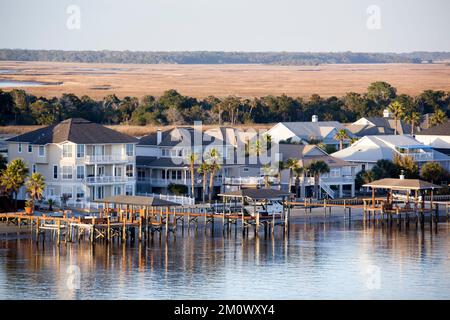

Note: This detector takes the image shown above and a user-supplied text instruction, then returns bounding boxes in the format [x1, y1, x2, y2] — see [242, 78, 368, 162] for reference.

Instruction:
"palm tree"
[261, 164, 273, 188]
[334, 129, 349, 150]
[276, 161, 286, 190]
[306, 160, 330, 199]
[429, 108, 447, 128]
[187, 153, 197, 199]
[26, 172, 46, 208]
[285, 158, 299, 193]
[404, 111, 421, 135]
[197, 162, 209, 203]
[293, 166, 304, 198]
[206, 148, 221, 203]
[388, 101, 405, 135]
[0, 159, 29, 210]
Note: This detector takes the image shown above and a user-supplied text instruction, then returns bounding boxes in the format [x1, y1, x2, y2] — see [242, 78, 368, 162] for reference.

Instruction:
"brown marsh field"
[0, 61, 449, 99]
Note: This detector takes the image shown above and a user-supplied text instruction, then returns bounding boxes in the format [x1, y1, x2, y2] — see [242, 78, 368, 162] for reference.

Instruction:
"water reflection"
[0, 221, 449, 299]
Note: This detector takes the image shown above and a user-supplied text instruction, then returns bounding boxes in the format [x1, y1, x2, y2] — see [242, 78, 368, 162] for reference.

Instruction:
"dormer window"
[28, 144, 33, 153]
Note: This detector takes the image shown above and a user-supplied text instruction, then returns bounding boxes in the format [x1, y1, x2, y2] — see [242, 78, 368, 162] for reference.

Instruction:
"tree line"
[3, 50, 450, 65]
[1, 82, 449, 127]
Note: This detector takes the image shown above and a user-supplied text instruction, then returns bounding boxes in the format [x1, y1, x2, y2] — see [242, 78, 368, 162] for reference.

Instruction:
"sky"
[0, 0, 449, 52]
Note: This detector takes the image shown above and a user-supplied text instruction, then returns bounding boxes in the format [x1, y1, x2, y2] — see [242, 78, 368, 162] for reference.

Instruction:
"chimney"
[399, 170, 405, 180]
[383, 108, 390, 118]
[312, 115, 318, 123]
[157, 129, 162, 145]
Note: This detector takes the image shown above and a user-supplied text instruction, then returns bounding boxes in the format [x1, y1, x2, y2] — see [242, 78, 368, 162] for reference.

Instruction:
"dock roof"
[363, 178, 441, 191]
[96, 195, 180, 207]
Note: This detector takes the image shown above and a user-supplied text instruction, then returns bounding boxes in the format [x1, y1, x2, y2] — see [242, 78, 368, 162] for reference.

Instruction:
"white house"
[6, 118, 138, 209]
[267, 119, 352, 149]
[331, 135, 450, 173]
[415, 121, 450, 155]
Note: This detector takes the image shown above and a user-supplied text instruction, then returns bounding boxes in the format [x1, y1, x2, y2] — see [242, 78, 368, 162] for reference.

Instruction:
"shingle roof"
[138, 126, 236, 147]
[416, 121, 450, 136]
[352, 117, 411, 135]
[280, 121, 348, 140]
[7, 118, 138, 145]
[95, 195, 180, 206]
[279, 144, 353, 167]
[363, 178, 440, 190]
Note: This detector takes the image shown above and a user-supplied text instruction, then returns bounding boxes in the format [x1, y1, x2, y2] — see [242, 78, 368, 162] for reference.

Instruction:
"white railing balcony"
[400, 152, 433, 161]
[83, 176, 134, 184]
[291, 175, 354, 186]
[224, 177, 280, 185]
[85, 154, 134, 164]
[141, 177, 222, 187]
[136, 193, 195, 206]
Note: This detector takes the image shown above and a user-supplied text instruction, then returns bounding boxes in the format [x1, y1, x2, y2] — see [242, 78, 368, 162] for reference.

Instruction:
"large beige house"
[6, 118, 138, 209]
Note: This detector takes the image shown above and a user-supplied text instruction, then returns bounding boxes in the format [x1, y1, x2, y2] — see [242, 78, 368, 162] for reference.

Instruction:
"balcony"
[83, 176, 134, 184]
[84, 154, 134, 164]
[224, 177, 280, 185]
[291, 175, 354, 186]
[400, 152, 433, 162]
[137, 177, 222, 187]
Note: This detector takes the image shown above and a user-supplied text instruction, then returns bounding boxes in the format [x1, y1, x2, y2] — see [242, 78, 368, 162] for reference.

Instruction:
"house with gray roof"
[6, 118, 138, 209]
[267, 119, 353, 150]
[415, 121, 450, 155]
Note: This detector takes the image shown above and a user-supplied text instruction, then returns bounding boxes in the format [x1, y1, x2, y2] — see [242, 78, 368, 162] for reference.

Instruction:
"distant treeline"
[1, 49, 450, 65]
[1, 82, 449, 128]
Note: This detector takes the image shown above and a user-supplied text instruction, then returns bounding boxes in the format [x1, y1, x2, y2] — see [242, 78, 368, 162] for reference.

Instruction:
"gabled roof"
[138, 126, 240, 147]
[416, 121, 450, 136]
[278, 121, 348, 140]
[7, 118, 138, 145]
[332, 135, 450, 163]
[363, 178, 440, 190]
[351, 117, 411, 135]
[278, 144, 354, 167]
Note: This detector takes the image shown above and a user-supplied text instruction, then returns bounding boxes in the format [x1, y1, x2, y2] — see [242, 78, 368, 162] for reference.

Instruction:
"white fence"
[136, 193, 195, 205]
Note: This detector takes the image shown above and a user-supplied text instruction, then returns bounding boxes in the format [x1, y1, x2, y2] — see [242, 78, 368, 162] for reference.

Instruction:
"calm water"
[0, 220, 449, 300]
[0, 80, 61, 87]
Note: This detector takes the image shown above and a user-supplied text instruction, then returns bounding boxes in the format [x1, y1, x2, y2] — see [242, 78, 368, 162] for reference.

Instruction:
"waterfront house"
[6, 118, 138, 209]
[277, 144, 356, 198]
[415, 121, 450, 155]
[331, 135, 450, 172]
[267, 118, 353, 150]
[136, 126, 258, 200]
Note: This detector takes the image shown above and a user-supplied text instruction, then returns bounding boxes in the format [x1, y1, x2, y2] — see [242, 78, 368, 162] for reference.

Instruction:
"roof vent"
[312, 115, 318, 123]
[399, 170, 405, 180]
[383, 109, 390, 118]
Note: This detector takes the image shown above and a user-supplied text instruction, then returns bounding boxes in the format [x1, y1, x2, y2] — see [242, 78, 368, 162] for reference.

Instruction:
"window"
[162, 149, 169, 157]
[126, 164, 134, 177]
[137, 170, 146, 181]
[53, 165, 58, 179]
[32, 164, 36, 173]
[18, 143, 22, 153]
[125, 185, 133, 196]
[76, 166, 85, 179]
[97, 166, 105, 176]
[330, 168, 340, 177]
[63, 144, 73, 158]
[97, 186, 104, 199]
[38, 146, 45, 157]
[76, 186, 84, 199]
[47, 188, 55, 197]
[62, 187, 73, 199]
[114, 186, 122, 195]
[76, 144, 85, 158]
[171, 170, 182, 180]
[62, 166, 73, 180]
[114, 166, 122, 177]
[126, 144, 134, 156]
[243, 167, 249, 172]
[28, 144, 33, 153]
